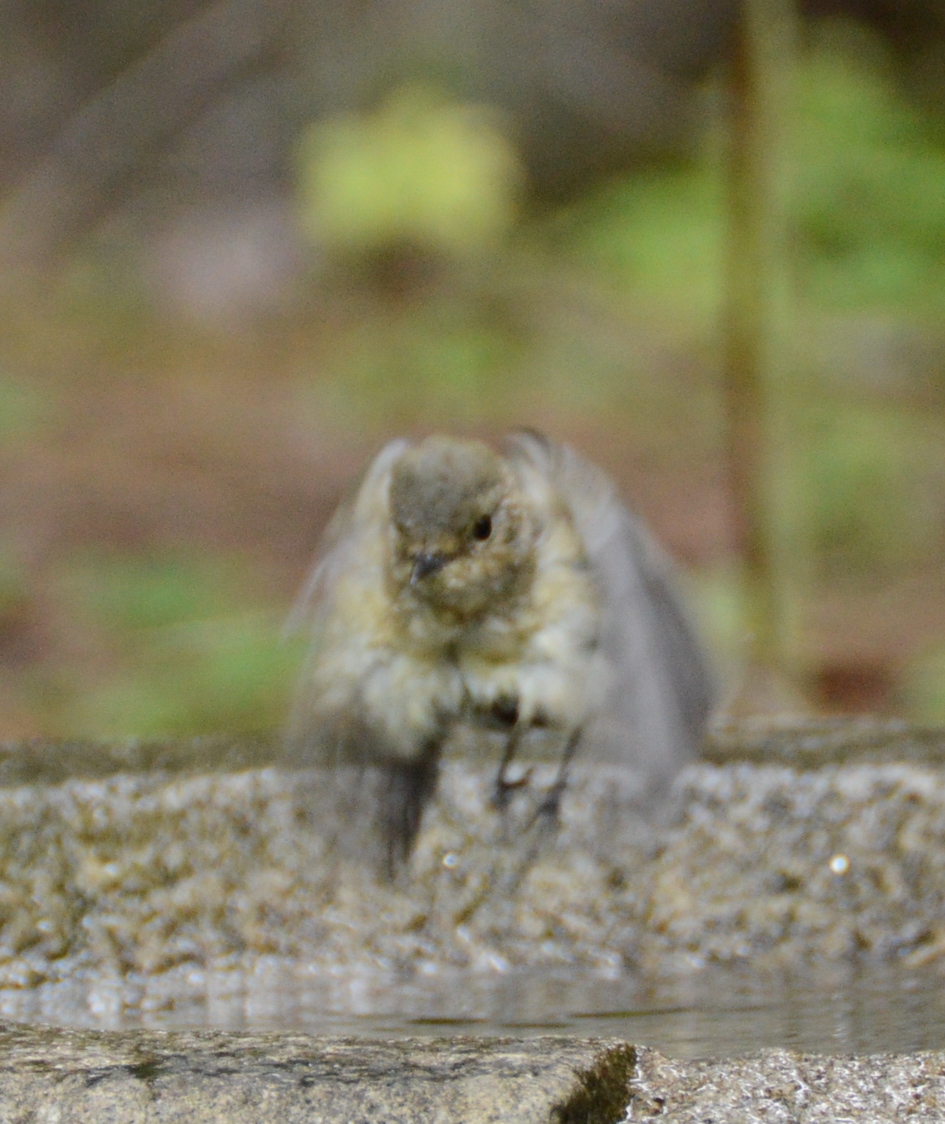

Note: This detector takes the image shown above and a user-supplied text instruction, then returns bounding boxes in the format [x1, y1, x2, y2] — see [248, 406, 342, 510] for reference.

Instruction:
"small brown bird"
[287, 432, 713, 871]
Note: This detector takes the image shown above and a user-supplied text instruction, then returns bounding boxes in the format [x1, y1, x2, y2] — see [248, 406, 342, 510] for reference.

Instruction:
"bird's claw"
[527, 781, 566, 828]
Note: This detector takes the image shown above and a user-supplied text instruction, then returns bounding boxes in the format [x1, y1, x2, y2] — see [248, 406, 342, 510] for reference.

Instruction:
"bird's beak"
[411, 552, 447, 584]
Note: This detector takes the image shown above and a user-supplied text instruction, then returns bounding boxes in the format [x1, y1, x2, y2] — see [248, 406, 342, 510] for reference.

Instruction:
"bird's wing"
[284, 438, 410, 746]
[284, 438, 410, 640]
[503, 430, 715, 781]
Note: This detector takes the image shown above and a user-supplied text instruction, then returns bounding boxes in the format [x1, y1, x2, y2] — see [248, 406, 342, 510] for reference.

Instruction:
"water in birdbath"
[1, 961, 944, 1059]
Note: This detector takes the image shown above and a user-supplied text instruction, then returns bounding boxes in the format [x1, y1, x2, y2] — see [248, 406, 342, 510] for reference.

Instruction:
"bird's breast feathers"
[325, 515, 602, 743]
[303, 445, 611, 758]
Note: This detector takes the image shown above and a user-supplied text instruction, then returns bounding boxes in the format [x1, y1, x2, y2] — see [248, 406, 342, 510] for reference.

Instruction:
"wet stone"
[1, 723, 945, 1117]
[3, 1023, 945, 1121]
[0, 722, 943, 1002]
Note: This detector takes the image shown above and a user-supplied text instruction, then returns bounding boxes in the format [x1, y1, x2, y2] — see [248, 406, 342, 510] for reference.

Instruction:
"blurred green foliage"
[905, 645, 945, 724]
[551, 165, 726, 326]
[0, 550, 28, 616]
[9, 21, 945, 734]
[796, 40, 945, 313]
[50, 555, 300, 737]
[307, 300, 528, 429]
[297, 85, 522, 256]
[0, 374, 47, 442]
[805, 404, 942, 576]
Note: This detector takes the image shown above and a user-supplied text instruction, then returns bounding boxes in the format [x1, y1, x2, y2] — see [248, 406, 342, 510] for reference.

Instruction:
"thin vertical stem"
[722, 0, 797, 679]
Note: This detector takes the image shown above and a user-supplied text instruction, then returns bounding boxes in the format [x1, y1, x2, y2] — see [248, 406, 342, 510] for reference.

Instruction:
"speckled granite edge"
[627, 1043, 945, 1122]
[705, 717, 945, 765]
[0, 1024, 942, 1123]
[0, 1026, 635, 1124]
[6, 718, 945, 788]
[0, 734, 280, 785]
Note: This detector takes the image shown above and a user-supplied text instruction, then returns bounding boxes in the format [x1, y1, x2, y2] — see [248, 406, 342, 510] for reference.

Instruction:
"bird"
[285, 431, 714, 873]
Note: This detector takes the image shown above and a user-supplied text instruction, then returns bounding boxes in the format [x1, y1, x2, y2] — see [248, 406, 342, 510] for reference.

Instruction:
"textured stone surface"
[0, 723, 944, 1004]
[627, 1045, 945, 1122]
[0, 734, 279, 785]
[1, 724, 945, 1116]
[0, 1026, 635, 1124]
[706, 718, 945, 767]
[4, 1023, 945, 1122]
[641, 761, 945, 972]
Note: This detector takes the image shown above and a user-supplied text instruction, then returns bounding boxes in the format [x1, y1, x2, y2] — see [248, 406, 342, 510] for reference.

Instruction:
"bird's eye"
[471, 514, 492, 541]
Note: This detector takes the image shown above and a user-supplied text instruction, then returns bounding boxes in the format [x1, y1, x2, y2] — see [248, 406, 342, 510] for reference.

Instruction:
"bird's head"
[387, 437, 536, 616]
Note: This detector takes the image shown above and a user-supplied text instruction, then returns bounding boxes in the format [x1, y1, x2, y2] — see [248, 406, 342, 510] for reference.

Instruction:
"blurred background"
[0, 0, 944, 738]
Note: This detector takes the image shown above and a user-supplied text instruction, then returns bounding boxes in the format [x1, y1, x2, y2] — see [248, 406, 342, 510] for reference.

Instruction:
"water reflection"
[0, 961, 942, 1058]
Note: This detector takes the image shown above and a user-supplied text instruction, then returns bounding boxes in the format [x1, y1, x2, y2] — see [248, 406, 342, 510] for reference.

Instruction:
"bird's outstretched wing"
[284, 438, 410, 754]
[284, 438, 440, 876]
[504, 430, 715, 783]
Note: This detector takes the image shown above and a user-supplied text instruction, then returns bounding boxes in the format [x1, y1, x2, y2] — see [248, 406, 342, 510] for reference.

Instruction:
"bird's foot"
[527, 779, 567, 828]
[492, 767, 533, 810]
